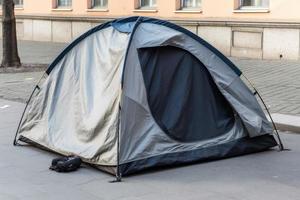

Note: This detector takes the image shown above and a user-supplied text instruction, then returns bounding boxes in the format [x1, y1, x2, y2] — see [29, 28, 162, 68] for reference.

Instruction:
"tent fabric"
[141, 17, 242, 76]
[15, 16, 278, 176]
[119, 22, 274, 166]
[119, 134, 276, 175]
[19, 27, 130, 166]
[127, 22, 273, 137]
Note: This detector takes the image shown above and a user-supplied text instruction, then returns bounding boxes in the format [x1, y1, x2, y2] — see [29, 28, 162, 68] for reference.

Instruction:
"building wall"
[1, 0, 300, 60]
[7, 0, 300, 21]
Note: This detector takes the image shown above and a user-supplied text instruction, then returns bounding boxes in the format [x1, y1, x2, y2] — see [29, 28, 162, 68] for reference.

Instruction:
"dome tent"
[14, 16, 280, 177]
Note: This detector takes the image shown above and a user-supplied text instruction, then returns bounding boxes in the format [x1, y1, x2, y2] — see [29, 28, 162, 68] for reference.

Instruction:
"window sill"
[233, 9, 270, 13]
[52, 8, 73, 11]
[174, 10, 202, 13]
[133, 9, 158, 13]
[0, 7, 24, 10]
[86, 8, 109, 12]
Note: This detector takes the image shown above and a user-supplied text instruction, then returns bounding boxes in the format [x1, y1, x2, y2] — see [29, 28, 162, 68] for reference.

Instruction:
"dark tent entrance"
[139, 45, 235, 142]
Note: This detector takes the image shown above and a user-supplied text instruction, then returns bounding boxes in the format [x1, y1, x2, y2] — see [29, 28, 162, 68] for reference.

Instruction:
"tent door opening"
[138, 45, 235, 142]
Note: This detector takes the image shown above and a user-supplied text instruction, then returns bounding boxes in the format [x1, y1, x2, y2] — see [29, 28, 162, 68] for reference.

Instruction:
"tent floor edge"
[119, 134, 277, 176]
[18, 136, 118, 175]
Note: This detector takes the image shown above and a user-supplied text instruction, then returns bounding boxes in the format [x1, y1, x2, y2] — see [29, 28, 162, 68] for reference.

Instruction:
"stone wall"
[1, 15, 300, 60]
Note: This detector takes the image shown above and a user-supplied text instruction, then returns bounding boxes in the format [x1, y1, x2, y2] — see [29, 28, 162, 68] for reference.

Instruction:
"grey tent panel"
[120, 23, 245, 164]
[127, 23, 272, 137]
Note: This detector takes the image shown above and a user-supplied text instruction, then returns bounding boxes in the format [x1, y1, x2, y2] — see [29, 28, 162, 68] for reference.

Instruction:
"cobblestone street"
[1, 40, 300, 116]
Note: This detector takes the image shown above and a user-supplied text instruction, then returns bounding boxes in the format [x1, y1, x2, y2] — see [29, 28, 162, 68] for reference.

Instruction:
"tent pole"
[116, 106, 122, 182]
[110, 106, 122, 183]
[242, 75, 285, 151]
[13, 85, 39, 146]
[13, 72, 46, 146]
[110, 16, 143, 183]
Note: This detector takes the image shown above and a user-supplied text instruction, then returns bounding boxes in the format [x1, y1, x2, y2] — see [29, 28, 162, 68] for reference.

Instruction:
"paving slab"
[1, 99, 300, 200]
[0, 40, 66, 65]
[0, 71, 44, 103]
[231, 58, 300, 116]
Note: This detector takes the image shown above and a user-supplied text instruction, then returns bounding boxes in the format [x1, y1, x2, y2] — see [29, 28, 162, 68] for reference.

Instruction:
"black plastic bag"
[49, 156, 82, 173]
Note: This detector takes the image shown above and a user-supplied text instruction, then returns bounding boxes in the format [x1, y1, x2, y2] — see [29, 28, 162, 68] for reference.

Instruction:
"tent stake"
[110, 174, 122, 183]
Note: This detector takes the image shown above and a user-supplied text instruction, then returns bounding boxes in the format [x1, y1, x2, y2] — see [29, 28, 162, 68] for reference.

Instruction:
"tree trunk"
[1, 0, 21, 68]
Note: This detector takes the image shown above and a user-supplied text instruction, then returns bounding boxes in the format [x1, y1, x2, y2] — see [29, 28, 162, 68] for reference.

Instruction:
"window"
[0, 0, 23, 7]
[92, 0, 107, 8]
[139, 0, 156, 9]
[14, 0, 23, 7]
[57, 0, 72, 8]
[239, 0, 269, 9]
[181, 0, 201, 10]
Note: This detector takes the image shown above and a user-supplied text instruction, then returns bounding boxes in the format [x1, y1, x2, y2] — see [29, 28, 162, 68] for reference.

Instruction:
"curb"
[270, 113, 300, 133]
[0, 63, 47, 73]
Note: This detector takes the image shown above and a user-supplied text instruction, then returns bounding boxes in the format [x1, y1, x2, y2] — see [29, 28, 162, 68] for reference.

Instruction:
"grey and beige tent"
[14, 16, 283, 177]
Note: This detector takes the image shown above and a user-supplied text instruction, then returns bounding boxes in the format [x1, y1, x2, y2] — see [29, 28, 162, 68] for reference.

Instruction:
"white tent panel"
[19, 27, 130, 166]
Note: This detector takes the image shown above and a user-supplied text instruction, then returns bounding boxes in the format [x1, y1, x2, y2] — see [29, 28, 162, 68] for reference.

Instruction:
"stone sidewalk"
[232, 58, 300, 116]
[0, 40, 66, 64]
[0, 40, 300, 116]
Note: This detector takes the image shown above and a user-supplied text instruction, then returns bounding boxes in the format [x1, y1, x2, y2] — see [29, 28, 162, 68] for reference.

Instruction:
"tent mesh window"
[138, 46, 235, 142]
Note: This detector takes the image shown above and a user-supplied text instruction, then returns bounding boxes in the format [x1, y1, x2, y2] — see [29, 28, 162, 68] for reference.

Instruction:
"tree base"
[1, 62, 21, 68]
[0, 63, 47, 73]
